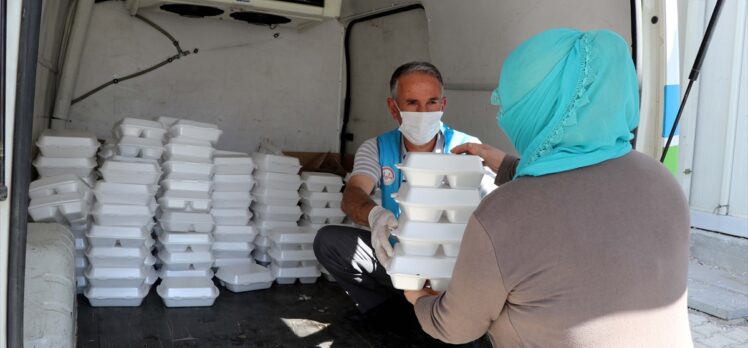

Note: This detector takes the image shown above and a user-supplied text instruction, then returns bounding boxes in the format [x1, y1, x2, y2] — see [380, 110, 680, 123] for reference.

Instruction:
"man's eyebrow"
[405, 98, 419, 103]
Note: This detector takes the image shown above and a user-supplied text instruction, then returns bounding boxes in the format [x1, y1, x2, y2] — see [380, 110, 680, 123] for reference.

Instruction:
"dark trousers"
[313, 224, 400, 313]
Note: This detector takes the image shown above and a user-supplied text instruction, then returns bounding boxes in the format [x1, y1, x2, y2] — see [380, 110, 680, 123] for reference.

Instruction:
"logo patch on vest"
[382, 166, 395, 186]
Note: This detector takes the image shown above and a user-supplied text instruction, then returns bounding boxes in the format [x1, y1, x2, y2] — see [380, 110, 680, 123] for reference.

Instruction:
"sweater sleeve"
[494, 155, 519, 186]
[413, 215, 507, 344]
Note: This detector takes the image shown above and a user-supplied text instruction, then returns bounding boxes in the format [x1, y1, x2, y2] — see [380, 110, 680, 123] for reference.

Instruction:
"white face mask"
[398, 109, 444, 146]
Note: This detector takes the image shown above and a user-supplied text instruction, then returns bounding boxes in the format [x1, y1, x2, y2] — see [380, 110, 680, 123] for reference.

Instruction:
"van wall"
[33, 0, 76, 144]
[67, 1, 343, 153]
[343, 0, 632, 155]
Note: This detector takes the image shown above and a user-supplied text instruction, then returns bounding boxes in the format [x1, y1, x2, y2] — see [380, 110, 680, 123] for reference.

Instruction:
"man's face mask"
[397, 106, 444, 146]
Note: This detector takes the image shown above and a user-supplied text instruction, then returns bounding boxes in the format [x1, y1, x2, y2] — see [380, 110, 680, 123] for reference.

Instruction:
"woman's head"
[493, 29, 639, 178]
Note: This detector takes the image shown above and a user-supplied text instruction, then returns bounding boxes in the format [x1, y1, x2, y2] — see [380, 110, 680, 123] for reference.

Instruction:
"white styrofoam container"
[216, 264, 274, 292]
[214, 154, 254, 175]
[99, 160, 162, 185]
[301, 205, 346, 224]
[213, 224, 258, 243]
[299, 188, 342, 208]
[116, 136, 164, 160]
[85, 246, 151, 267]
[162, 161, 214, 181]
[168, 120, 222, 145]
[268, 227, 317, 245]
[393, 219, 467, 257]
[252, 187, 300, 206]
[157, 248, 215, 271]
[85, 265, 151, 287]
[251, 153, 301, 174]
[163, 143, 214, 163]
[84, 284, 150, 307]
[115, 118, 166, 140]
[211, 208, 252, 226]
[158, 191, 212, 212]
[75, 237, 88, 251]
[28, 192, 92, 224]
[212, 242, 254, 258]
[33, 156, 96, 177]
[86, 225, 151, 248]
[393, 184, 480, 223]
[268, 244, 315, 263]
[254, 235, 272, 249]
[158, 268, 214, 279]
[93, 181, 157, 205]
[396, 153, 484, 189]
[160, 179, 212, 194]
[91, 203, 154, 227]
[213, 258, 255, 268]
[254, 218, 298, 234]
[157, 210, 215, 233]
[213, 174, 254, 192]
[157, 277, 220, 307]
[252, 203, 302, 222]
[29, 174, 90, 199]
[253, 171, 301, 191]
[211, 191, 253, 209]
[270, 263, 320, 285]
[300, 172, 344, 192]
[387, 245, 457, 291]
[157, 231, 213, 252]
[36, 129, 99, 158]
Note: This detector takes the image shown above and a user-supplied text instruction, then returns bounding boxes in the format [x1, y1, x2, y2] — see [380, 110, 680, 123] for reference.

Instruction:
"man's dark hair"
[389, 61, 444, 98]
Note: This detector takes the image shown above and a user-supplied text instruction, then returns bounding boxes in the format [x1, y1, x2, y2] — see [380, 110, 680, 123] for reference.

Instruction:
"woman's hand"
[404, 288, 441, 305]
[451, 143, 506, 174]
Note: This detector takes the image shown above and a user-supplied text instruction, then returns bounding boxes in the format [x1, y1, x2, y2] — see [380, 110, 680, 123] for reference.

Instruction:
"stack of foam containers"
[266, 226, 319, 284]
[250, 153, 306, 280]
[211, 150, 257, 269]
[29, 129, 99, 293]
[297, 172, 345, 281]
[154, 118, 221, 307]
[386, 153, 484, 292]
[84, 118, 165, 306]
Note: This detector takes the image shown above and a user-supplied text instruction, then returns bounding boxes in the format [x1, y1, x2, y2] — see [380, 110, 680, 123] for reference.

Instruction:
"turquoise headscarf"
[492, 29, 639, 178]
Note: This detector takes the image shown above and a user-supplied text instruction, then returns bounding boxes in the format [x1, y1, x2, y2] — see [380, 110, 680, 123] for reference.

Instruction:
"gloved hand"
[368, 205, 398, 269]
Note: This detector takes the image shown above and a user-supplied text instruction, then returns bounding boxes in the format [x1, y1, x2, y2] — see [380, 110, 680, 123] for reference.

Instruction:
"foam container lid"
[214, 174, 254, 184]
[99, 160, 162, 185]
[158, 231, 213, 246]
[33, 156, 96, 177]
[251, 153, 301, 174]
[212, 191, 252, 201]
[85, 283, 150, 299]
[254, 218, 298, 233]
[157, 276, 219, 298]
[36, 129, 99, 158]
[155, 116, 179, 129]
[164, 143, 214, 163]
[158, 268, 214, 279]
[157, 210, 215, 233]
[94, 181, 157, 205]
[298, 187, 342, 202]
[162, 161, 214, 180]
[85, 265, 151, 280]
[213, 241, 253, 251]
[301, 172, 343, 185]
[396, 153, 484, 189]
[92, 202, 154, 217]
[268, 227, 317, 245]
[387, 244, 456, 279]
[214, 154, 255, 174]
[168, 119, 222, 145]
[115, 118, 166, 139]
[393, 218, 467, 243]
[157, 248, 214, 265]
[216, 263, 274, 285]
[270, 263, 320, 278]
[393, 184, 480, 207]
[160, 179, 212, 193]
[252, 203, 302, 222]
[211, 208, 252, 224]
[86, 225, 151, 246]
[29, 174, 90, 199]
[268, 246, 315, 262]
[158, 190, 212, 212]
[86, 245, 151, 266]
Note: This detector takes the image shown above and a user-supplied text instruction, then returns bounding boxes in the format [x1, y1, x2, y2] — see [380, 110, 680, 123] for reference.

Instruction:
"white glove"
[368, 205, 397, 269]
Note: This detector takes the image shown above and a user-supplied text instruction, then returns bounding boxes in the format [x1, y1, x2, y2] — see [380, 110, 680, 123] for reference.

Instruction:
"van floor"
[76, 279, 479, 347]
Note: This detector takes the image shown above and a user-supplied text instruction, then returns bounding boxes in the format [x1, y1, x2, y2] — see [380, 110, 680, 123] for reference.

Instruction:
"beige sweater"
[414, 152, 693, 347]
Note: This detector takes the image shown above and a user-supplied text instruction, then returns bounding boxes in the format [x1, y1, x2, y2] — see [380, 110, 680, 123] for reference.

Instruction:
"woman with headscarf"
[403, 29, 692, 347]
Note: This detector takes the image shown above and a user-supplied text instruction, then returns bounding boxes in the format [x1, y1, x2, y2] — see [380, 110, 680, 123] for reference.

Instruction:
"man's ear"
[441, 96, 447, 112]
[387, 97, 402, 125]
